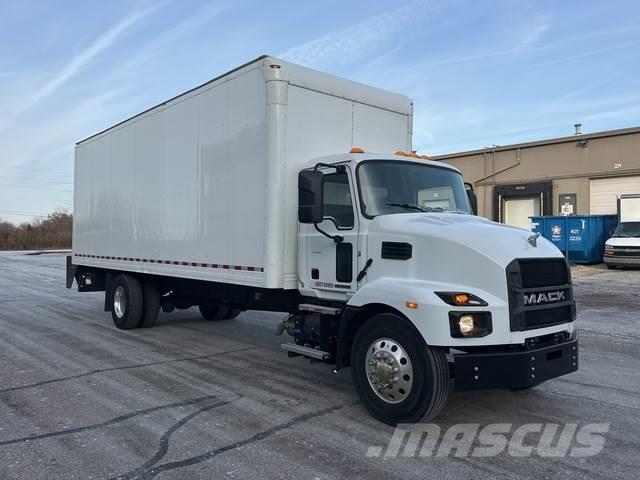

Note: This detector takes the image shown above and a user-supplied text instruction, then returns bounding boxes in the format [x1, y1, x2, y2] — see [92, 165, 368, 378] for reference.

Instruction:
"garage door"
[590, 176, 640, 214]
[503, 196, 540, 230]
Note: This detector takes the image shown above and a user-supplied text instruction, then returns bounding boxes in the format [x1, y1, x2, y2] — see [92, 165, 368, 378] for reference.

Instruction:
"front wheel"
[351, 314, 450, 425]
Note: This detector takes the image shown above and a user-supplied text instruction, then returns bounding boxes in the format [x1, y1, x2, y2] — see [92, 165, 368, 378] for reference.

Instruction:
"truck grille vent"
[607, 246, 640, 257]
[506, 258, 575, 331]
[381, 242, 412, 260]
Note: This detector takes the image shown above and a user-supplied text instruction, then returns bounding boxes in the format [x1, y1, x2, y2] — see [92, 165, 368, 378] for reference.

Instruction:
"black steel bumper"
[453, 336, 578, 390]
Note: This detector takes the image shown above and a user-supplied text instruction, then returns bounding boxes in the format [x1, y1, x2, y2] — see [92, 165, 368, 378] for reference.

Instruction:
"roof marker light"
[350, 147, 365, 153]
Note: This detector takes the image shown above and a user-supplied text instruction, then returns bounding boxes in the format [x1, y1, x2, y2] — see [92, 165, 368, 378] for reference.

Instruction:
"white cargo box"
[72, 55, 412, 289]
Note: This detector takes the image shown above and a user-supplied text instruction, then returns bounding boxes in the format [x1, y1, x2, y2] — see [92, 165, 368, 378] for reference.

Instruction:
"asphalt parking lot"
[0, 252, 638, 479]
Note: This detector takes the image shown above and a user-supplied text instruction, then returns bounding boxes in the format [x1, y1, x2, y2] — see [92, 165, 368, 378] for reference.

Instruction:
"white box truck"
[67, 56, 578, 424]
[604, 193, 640, 268]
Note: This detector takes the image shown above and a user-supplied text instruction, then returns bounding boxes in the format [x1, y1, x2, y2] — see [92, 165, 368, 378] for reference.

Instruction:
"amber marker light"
[454, 294, 470, 305]
[350, 147, 365, 153]
[406, 301, 418, 309]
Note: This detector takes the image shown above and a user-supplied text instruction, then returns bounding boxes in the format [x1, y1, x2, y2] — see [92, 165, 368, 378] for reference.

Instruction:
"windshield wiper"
[385, 203, 427, 212]
[443, 209, 467, 214]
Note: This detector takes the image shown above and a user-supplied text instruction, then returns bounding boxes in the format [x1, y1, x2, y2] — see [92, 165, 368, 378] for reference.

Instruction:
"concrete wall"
[434, 129, 640, 219]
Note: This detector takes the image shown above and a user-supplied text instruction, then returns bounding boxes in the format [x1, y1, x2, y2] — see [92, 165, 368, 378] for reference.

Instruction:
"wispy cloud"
[279, 2, 423, 69]
[530, 41, 640, 69]
[10, 6, 156, 117]
[520, 14, 551, 45]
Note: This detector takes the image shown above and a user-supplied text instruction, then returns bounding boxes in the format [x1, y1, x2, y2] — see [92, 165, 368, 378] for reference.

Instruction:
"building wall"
[434, 129, 640, 219]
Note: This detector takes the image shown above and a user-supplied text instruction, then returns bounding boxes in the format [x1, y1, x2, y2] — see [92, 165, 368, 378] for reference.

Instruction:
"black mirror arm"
[314, 223, 343, 243]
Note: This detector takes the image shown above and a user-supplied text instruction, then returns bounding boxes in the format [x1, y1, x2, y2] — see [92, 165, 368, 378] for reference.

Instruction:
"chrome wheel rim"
[114, 286, 126, 319]
[365, 337, 414, 404]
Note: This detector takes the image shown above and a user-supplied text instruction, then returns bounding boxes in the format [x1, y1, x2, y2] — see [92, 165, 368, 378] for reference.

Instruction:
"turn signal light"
[435, 292, 488, 306]
[454, 294, 470, 305]
[405, 301, 418, 309]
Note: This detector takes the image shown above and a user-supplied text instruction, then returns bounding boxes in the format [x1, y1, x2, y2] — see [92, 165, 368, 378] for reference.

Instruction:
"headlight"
[449, 312, 492, 338]
[436, 292, 488, 306]
[458, 315, 475, 335]
[604, 245, 614, 255]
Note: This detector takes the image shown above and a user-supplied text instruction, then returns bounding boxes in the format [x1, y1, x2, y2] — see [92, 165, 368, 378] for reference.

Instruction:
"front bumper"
[604, 255, 640, 266]
[453, 336, 578, 390]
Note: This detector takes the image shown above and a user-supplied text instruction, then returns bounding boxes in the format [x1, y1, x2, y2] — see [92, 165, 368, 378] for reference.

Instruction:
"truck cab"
[288, 151, 578, 424]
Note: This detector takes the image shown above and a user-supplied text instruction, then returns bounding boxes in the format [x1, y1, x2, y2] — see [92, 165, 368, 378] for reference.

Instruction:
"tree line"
[0, 211, 72, 250]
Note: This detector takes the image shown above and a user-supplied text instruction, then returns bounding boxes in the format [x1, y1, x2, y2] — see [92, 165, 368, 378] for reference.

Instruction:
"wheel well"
[337, 303, 411, 369]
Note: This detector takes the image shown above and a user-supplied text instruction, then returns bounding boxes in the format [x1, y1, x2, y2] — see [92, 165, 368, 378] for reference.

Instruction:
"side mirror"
[465, 182, 478, 215]
[298, 170, 324, 224]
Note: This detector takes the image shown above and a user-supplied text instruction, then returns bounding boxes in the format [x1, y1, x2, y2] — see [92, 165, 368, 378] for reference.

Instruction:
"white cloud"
[9, 6, 156, 118]
[279, 2, 424, 69]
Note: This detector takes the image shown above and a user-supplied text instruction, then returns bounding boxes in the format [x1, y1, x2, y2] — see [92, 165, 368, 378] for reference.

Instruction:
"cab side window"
[323, 172, 354, 229]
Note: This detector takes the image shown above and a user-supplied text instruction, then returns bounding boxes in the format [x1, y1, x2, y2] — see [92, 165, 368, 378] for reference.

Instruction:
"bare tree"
[0, 211, 72, 250]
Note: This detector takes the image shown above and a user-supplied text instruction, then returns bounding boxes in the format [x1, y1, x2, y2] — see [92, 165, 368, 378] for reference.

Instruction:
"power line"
[0, 176, 73, 186]
[0, 164, 72, 176]
[0, 182, 72, 193]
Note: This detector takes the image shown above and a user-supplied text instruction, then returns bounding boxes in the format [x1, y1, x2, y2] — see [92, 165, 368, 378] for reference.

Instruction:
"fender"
[342, 277, 512, 349]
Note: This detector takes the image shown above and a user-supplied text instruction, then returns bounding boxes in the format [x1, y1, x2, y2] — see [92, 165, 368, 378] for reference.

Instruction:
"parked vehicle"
[67, 56, 578, 425]
[604, 194, 640, 268]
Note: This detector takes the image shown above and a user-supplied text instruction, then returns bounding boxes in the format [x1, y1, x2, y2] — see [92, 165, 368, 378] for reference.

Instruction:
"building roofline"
[432, 125, 640, 160]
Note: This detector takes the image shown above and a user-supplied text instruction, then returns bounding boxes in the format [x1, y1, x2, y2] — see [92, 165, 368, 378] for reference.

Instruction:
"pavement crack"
[0, 394, 240, 448]
[131, 401, 357, 480]
[0, 345, 266, 395]
[108, 395, 242, 480]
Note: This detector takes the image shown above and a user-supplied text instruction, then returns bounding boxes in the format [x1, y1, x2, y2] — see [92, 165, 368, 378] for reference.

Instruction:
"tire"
[224, 308, 242, 319]
[199, 304, 230, 321]
[111, 274, 144, 330]
[351, 313, 450, 425]
[139, 282, 161, 328]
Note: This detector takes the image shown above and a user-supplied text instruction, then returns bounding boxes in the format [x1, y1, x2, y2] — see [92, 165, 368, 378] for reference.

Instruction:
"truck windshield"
[357, 160, 471, 217]
[613, 222, 640, 237]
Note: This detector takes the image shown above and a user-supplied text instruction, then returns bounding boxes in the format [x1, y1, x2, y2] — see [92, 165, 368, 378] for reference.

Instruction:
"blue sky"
[1, 0, 639, 224]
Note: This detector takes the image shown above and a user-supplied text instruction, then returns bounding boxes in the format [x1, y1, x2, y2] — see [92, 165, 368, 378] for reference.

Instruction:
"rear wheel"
[225, 308, 242, 319]
[111, 274, 144, 330]
[140, 282, 161, 328]
[351, 313, 449, 425]
[199, 304, 230, 321]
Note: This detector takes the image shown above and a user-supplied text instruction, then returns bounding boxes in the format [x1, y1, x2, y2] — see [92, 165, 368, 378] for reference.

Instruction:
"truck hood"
[365, 213, 565, 299]
[369, 213, 562, 268]
[606, 236, 640, 247]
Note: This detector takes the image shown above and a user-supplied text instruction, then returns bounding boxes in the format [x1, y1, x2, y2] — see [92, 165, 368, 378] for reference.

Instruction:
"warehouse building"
[433, 125, 640, 229]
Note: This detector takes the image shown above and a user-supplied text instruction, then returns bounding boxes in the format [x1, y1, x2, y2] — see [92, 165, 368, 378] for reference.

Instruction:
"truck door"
[305, 168, 359, 295]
